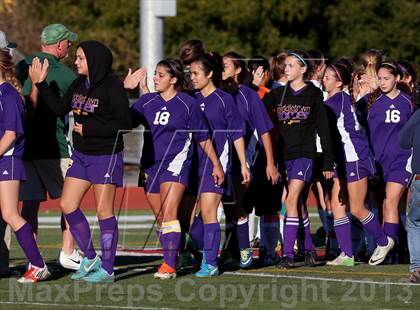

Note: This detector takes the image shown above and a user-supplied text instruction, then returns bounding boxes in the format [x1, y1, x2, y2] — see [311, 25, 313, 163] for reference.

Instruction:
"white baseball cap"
[0, 31, 17, 49]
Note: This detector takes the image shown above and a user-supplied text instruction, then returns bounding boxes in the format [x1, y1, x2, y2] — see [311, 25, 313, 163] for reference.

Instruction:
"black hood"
[77, 40, 113, 88]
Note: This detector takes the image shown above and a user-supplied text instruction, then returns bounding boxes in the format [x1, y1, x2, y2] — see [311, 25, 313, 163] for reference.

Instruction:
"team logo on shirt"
[200, 103, 205, 111]
[276, 105, 311, 124]
[71, 93, 99, 115]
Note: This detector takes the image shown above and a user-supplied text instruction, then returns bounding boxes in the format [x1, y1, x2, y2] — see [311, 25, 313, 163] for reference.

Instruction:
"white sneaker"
[326, 252, 355, 266]
[369, 237, 395, 266]
[58, 249, 83, 270]
[17, 264, 50, 283]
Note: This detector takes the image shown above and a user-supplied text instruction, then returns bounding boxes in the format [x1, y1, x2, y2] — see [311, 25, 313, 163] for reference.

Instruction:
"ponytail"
[0, 49, 23, 98]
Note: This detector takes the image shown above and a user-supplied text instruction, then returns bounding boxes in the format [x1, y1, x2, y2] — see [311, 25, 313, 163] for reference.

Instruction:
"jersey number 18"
[153, 111, 170, 125]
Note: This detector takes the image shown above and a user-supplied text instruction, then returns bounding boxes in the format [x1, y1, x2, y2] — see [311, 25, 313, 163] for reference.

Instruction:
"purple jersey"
[234, 85, 273, 146]
[367, 92, 412, 168]
[324, 91, 370, 162]
[195, 88, 245, 175]
[131, 92, 209, 170]
[0, 82, 24, 158]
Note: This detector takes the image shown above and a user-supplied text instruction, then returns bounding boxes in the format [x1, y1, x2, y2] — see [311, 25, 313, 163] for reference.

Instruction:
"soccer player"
[358, 60, 413, 265]
[264, 50, 334, 269]
[29, 40, 132, 283]
[397, 60, 417, 101]
[0, 48, 50, 283]
[355, 49, 383, 101]
[221, 51, 280, 266]
[322, 62, 390, 266]
[128, 58, 224, 279]
[189, 52, 251, 276]
[270, 52, 288, 89]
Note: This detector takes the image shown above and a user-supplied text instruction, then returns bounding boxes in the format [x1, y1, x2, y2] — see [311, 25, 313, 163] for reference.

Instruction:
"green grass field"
[0, 210, 419, 310]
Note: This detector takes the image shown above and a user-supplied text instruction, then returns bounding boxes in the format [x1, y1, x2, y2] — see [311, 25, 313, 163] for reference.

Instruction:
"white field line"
[225, 271, 419, 287]
[114, 250, 163, 258]
[108, 253, 417, 288]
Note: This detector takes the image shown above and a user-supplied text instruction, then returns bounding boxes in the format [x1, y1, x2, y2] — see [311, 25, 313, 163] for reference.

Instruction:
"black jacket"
[36, 41, 132, 155]
[263, 82, 334, 171]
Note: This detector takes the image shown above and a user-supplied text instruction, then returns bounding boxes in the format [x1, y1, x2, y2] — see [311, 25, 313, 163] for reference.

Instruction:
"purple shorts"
[378, 157, 412, 187]
[334, 157, 376, 183]
[285, 158, 313, 183]
[66, 150, 123, 187]
[0, 156, 26, 181]
[144, 160, 190, 194]
[198, 173, 232, 196]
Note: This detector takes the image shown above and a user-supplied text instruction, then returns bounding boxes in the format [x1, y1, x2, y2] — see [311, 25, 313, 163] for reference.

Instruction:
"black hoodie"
[263, 82, 334, 171]
[36, 41, 132, 155]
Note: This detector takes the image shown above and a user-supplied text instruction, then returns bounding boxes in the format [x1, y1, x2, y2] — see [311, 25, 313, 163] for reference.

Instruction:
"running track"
[28, 187, 318, 211]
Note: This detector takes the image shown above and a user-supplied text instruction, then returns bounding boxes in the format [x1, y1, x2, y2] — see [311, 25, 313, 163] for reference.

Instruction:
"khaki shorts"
[19, 158, 72, 201]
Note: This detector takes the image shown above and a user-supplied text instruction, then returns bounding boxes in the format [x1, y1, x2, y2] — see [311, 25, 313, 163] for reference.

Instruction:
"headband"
[163, 60, 178, 75]
[331, 65, 342, 82]
[380, 62, 398, 70]
[289, 52, 307, 67]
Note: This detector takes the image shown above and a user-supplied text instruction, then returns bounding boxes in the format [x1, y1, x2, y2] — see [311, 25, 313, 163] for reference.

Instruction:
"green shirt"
[16, 52, 76, 159]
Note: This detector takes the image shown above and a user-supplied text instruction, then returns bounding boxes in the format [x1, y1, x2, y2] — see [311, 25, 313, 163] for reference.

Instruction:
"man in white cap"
[0, 30, 17, 50]
[15, 24, 82, 271]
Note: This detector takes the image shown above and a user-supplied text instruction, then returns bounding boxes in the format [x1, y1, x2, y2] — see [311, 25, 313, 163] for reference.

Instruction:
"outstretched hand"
[124, 67, 147, 90]
[29, 57, 49, 84]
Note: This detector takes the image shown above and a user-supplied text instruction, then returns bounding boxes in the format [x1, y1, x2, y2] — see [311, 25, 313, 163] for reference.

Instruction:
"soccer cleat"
[58, 249, 83, 270]
[304, 251, 316, 267]
[82, 267, 115, 283]
[240, 248, 253, 268]
[326, 252, 355, 267]
[276, 256, 295, 269]
[369, 237, 395, 266]
[71, 255, 102, 281]
[17, 264, 50, 283]
[154, 262, 176, 280]
[195, 262, 219, 277]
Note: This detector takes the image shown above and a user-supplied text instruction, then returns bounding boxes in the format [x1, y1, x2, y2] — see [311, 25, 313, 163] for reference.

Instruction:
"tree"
[1, 0, 418, 73]
[1, 0, 139, 73]
[326, 0, 420, 65]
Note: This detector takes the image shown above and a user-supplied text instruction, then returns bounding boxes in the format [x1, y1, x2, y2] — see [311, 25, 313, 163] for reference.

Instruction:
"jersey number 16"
[385, 109, 400, 123]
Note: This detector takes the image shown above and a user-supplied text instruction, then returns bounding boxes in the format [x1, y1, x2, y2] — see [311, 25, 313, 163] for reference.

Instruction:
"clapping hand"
[124, 67, 147, 90]
[29, 57, 49, 84]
